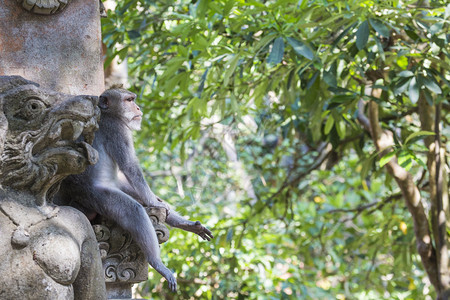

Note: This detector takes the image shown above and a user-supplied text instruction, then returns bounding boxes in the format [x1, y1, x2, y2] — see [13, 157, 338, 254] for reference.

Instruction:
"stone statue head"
[0, 76, 99, 204]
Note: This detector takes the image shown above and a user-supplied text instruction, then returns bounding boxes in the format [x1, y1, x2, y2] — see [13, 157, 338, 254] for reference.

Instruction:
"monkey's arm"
[165, 211, 214, 241]
[111, 141, 168, 210]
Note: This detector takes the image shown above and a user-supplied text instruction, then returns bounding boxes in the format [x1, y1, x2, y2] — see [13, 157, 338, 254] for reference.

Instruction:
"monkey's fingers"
[198, 229, 214, 241]
[149, 199, 171, 215]
[200, 234, 212, 241]
[203, 227, 214, 240]
[168, 278, 177, 292]
[192, 222, 214, 240]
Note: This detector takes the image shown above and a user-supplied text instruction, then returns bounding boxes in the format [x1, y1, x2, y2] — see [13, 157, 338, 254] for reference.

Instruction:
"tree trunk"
[358, 86, 450, 298]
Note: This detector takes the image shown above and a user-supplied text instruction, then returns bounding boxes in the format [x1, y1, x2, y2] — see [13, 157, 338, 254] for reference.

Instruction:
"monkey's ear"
[99, 95, 109, 109]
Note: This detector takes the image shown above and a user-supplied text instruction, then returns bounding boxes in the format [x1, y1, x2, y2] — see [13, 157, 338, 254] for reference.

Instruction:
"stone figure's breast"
[31, 225, 82, 285]
[0, 217, 78, 299]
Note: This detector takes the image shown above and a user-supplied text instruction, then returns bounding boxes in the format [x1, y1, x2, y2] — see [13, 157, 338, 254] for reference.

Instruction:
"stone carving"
[0, 76, 106, 300]
[17, 0, 73, 14]
[93, 207, 170, 298]
[16, 0, 106, 16]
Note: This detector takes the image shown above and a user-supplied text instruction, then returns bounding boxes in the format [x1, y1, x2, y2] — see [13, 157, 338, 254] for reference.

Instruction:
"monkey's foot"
[153, 265, 177, 292]
[146, 197, 171, 214]
[145, 198, 170, 214]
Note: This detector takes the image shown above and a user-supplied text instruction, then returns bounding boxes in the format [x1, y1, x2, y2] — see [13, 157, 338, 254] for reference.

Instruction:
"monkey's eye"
[16, 98, 46, 120]
[125, 97, 134, 102]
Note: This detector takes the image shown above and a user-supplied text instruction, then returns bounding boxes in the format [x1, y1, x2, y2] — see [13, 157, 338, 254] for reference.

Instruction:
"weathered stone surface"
[0, 76, 106, 300]
[0, 0, 104, 95]
[93, 207, 170, 299]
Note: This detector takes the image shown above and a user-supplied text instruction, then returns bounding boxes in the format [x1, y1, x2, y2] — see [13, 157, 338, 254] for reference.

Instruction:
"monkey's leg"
[91, 186, 177, 291]
[118, 180, 142, 202]
[118, 177, 170, 212]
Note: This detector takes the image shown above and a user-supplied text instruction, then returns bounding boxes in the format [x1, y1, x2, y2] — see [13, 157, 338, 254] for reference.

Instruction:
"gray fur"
[55, 89, 213, 292]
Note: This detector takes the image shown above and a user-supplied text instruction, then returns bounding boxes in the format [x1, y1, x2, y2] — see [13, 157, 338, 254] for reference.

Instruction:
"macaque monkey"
[55, 88, 213, 292]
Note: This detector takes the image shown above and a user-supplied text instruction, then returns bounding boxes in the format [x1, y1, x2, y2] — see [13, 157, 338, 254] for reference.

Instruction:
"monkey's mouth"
[33, 118, 99, 165]
[132, 115, 142, 120]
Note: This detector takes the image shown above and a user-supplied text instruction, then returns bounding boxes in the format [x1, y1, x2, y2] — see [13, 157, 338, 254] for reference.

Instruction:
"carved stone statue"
[93, 207, 170, 299]
[0, 76, 106, 300]
[17, 0, 73, 14]
[16, 0, 106, 16]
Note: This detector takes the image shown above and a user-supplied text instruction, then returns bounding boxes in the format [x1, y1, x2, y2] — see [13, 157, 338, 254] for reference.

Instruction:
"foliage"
[102, 0, 450, 299]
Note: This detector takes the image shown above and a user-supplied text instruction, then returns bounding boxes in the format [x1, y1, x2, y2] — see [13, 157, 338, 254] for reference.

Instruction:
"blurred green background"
[101, 0, 450, 299]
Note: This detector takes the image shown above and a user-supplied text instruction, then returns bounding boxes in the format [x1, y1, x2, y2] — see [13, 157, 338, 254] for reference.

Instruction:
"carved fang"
[72, 121, 84, 141]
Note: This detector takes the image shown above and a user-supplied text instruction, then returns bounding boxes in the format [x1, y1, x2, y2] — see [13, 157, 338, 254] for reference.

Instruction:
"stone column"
[0, 0, 104, 95]
[93, 207, 170, 299]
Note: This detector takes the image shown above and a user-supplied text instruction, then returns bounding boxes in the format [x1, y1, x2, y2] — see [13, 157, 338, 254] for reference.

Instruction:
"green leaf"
[253, 79, 268, 107]
[379, 151, 396, 168]
[195, 0, 208, 17]
[116, 47, 129, 61]
[286, 37, 314, 60]
[360, 154, 375, 179]
[192, 34, 209, 50]
[404, 131, 435, 145]
[127, 29, 141, 39]
[226, 228, 233, 243]
[394, 77, 410, 96]
[255, 33, 276, 53]
[405, 28, 420, 41]
[411, 152, 427, 168]
[196, 68, 209, 96]
[329, 94, 356, 104]
[324, 114, 334, 135]
[423, 89, 434, 106]
[331, 22, 358, 49]
[223, 53, 240, 86]
[336, 119, 346, 139]
[223, 0, 234, 16]
[374, 36, 385, 61]
[408, 77, 419, 104]
[118, 0, 136, 16]
[422, 75, 442, 94]
[398, 151, 413, 170]
[369, 19, 390, 37]
[356, 20, 369, 50]
[161, 57, 185, 80]
[398, 71, 414, 77]
[397, 56, 408, 69]
[429, 22, 444, 35]
[267, 37, 285, 65]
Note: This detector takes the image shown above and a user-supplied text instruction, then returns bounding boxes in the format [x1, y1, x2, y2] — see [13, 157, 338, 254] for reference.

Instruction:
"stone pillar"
[93, 207, 170, 300]
[0, 0, 104, 95]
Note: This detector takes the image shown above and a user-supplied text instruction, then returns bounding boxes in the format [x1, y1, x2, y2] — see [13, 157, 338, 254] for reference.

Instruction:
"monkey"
[54, 88, 213, 292]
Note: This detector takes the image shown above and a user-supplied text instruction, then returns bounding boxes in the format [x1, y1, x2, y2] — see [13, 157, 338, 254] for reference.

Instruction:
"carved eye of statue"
[16, 98, 46, 120]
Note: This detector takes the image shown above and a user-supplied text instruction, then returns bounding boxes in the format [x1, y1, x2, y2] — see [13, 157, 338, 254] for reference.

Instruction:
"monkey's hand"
[184, 221, 214, 241]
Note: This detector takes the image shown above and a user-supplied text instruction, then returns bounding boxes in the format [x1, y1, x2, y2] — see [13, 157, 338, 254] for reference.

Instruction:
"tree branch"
[328, 193, 402, 215]
[268, 144, 333, 201]
[434, 101, 450, 292]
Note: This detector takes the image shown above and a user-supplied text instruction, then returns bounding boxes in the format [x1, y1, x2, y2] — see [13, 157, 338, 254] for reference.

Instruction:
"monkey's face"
[99, 89, 143, 131]
[123, 98, 143, 131]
